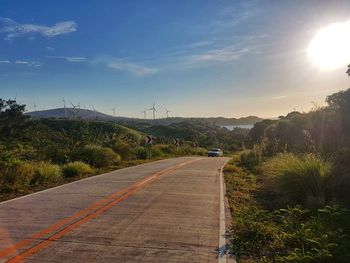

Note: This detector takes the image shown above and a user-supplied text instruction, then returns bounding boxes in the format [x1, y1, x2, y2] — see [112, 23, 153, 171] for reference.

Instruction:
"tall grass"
[0, 160, 35, 192]
[31, 162, 62, 186]
[62, 161, 92, 178]
[263, 153, 335, 208]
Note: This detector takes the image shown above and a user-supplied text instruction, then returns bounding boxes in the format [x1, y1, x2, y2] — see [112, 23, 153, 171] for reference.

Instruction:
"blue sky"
[1, 0, 350, 118]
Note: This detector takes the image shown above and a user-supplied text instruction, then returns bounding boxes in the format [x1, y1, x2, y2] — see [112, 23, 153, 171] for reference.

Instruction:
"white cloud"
[15, 60, 41, 67]
[0, 60, 10, 63]
[48, 56, 87, 63]
[186, 41, 214, 48]
[0, 18, 77, 40]
[15, 60, 29, 65]
[93, 57, 158, 77]
[107, 61, 158, 76]
[186, 46, 252, 63]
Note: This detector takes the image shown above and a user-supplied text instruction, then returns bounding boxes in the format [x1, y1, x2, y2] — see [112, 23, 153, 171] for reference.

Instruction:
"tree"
[0, 99, 30, 144]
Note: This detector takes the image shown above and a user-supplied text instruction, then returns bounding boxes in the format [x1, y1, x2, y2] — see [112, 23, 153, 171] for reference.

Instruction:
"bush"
[238, 149, 261, 172]
[31, 162, 62, 186]
[0, 160, 35, 192]
[45, 144, 71, 164]
[112, 141, 135, 161]
[62, 161, 92, 178]
[263, 153, 335, 208]
[135, 147, 148, 160]
[150, 147, 163, 158]
[79, 145, 121, 168]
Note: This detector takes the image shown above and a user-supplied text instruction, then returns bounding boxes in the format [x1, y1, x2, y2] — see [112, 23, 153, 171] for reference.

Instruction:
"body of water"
[221, 124, 254, 130]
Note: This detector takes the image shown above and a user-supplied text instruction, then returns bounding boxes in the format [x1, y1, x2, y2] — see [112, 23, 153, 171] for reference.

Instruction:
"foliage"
[0, 160, 35, 192]
[78, 145, 121, 168]
[62, 161, 93, 178]
[136, 121, 249, 152]
[30, 162, 62, 186]
[224, 160, 350, 262]
[262, 153, 337, 208]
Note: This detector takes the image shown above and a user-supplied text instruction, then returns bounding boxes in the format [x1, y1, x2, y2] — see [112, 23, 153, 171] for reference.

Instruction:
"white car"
[207, 148, 223, 157]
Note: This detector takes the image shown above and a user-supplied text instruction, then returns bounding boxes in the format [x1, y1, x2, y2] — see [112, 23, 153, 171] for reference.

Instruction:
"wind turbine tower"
[33, 102, 38, 112]
[141, 109, 147, 119]
[62, 98, 67, 118]
[165, 107, 171, 118]
[69, 101, 79, 119]
[149, 101, 157, 120]
[92, 104, 98, 119]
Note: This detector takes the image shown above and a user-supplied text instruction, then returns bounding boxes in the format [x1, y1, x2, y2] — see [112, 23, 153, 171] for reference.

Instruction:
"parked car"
[207, 148, 223, 157]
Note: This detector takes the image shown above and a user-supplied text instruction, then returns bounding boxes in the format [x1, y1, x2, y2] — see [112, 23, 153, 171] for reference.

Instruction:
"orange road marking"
[0, 158, 200, 262]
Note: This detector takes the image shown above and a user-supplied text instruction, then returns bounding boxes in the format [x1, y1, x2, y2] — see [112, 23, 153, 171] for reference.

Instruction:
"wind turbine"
[69, 101, 79, 119]
[92, 104, 98, 119]
[141, 109, 147, 119]
[112, 106, 116, 117]
[165, 107, 171, 118]
[62, 98, 67, 118]
[148, 101, 157, 120]
[33, 102, 38, 112]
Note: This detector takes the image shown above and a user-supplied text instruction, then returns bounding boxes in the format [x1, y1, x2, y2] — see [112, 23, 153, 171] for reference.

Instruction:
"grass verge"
[224, 155, 350, 262]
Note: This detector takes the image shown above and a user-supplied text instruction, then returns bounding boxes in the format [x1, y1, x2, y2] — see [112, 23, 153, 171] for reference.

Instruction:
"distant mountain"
[26, 108, 263, 126]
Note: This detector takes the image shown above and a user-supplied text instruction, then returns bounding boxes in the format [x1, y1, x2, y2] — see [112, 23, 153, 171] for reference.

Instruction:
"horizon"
[1, 1, 350, 118]
[26, 106, 269, 120]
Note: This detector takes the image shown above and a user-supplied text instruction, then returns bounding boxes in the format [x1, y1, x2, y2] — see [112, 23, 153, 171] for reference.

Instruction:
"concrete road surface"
[0, 157, 229, 263]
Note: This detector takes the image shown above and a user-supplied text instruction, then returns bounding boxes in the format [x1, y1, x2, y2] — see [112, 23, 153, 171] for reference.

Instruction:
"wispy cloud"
[0, 60, 10, 63]
[187, 46, 252, 63]
[272, 96, 287, 100]
[48, 56, 87, 63]
[0, 18, 77, 40]
[213, 1, 258, 30]
[14, 60, 41, 67]
[185, 41, 214, 49]
[93, 57, 158, 77]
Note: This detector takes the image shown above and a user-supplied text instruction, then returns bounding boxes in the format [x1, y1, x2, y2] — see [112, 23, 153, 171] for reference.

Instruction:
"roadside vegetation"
[224, 88, 350, 262]
[0, 99, 216, 201]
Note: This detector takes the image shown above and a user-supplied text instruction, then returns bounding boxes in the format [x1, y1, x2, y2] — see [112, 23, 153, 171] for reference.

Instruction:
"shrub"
[263, 153, 335, 208]
[31, 162, 62, 186]
[79, 145, 121, 168]
[62, 161, 92, 178]
[45, 144, 71, 164]
[112, 141, 135, 161]
[135, 147, 148, 160]
[0, 160, 35, 192]
[238, 149, 261, 172]
[150, 147, 163, 158]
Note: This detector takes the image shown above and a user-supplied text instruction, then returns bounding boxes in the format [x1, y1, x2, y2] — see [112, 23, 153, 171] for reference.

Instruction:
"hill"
[26, 108, 263, 126]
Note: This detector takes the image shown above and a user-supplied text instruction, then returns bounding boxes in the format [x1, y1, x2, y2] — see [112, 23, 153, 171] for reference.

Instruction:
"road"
[0, 157, 229, 263]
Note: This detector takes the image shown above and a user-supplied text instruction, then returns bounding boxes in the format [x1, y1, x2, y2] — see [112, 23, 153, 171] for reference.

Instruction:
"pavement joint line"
[29, 239, 217, 253]
[1, 158, 202, 263]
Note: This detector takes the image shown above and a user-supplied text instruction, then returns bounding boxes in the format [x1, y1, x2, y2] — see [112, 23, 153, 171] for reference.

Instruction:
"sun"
[308, 21, 350, 70]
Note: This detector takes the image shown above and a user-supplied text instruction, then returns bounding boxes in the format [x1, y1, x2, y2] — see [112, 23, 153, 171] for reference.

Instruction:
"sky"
[1, 0, 350, 118]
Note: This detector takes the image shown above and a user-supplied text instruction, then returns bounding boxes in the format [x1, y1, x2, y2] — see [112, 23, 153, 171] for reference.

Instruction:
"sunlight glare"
[308, 21, 350, 70]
